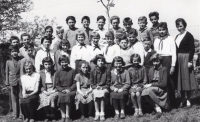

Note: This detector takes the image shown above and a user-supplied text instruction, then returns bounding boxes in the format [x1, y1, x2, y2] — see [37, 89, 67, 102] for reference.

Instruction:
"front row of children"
[19, 52, 168, 122]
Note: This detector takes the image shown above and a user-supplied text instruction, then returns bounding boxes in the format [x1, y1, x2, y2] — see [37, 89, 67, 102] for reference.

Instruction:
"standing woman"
[55, 55, 76, 122]
[110, 56, 131, 120]
[21, 61, 40, 122]
[175, 18, 198, 107]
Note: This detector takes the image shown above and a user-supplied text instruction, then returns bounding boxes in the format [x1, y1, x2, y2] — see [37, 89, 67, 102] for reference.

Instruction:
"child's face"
[82, 19, 90, 29]
[97, 59, 104, 68]
[57, 31, 64, 39]
[11, 40, 19, 46]
[61, 43, 69, 52]
[111, 19, 119, 29]
[22, 36, 30, 45]
[114, 61, 122, 71]
[138, 21, 147, 29]
[143, 41, 151, 51]
[26, 47, 33, 56]
[150, 16, 159, 25]
[80, 63, 89, 74]
[44, 62, 52, 71]
[25, 66, 33, 75]
[153, 60, 161, 68]
[61, 60, 69, 69]
[132, 58, 140, 67]
[127, 35, 137, 44]
[97, 19, 105, 30]
[45, 28, 53, 38]
[123, 22, 132, 30]
[119, 40, 128, 49]
[43, 39, 51, 49]
[11, 49, 18, 58]
[67, 19, 75, 29]
[106, 36, 114, 46]
[92, 36, 100, 46]
[77, 35, 85, 44]
[176, 22, 185, 33]
[158, 27, 168, 37]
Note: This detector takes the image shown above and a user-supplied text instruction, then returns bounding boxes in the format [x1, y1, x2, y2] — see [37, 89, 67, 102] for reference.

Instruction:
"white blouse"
[21, 73, 40, 91]
[175, 31, 187, 48]
[103, 44, 120, 63]
[45, 70, 52, 84]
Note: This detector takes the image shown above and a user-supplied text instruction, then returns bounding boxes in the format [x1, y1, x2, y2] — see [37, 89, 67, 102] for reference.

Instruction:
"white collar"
[144, 48, 152, 53]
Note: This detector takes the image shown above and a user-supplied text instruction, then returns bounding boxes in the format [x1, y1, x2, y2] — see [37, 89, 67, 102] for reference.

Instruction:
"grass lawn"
[1, 93, 200, 122]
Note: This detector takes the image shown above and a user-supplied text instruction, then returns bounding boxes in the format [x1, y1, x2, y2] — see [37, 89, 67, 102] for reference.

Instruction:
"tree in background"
[97, 0, 115, 29]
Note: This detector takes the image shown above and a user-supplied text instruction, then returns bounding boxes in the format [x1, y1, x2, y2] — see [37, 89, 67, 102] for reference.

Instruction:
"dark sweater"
[175, 32, 195, 62]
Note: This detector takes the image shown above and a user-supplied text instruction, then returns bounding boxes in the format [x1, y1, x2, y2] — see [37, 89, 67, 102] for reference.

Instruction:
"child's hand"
[132, 85, 137, 88]
[188, 62, 193, 68]
[144, 84, 152, 88]
[114, 88, 118, 92]
[62, 89, 66, 94]
[118, 89, 123, 92]
[23, 94, 29, 98]
[170, 66, 175, 75]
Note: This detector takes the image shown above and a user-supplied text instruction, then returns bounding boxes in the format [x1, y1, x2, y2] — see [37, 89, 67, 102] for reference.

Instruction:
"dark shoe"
[120, 113, 125, 119]
[100, 115, 105, 121]
[80, 115, 85, 120]
[60, 118, 65, 122]
[19, 115, 23, 120]
[114, 114, 120, 120]
[44, 119, 49, 122]
[65, 117, 71, 122]
[94, 115, 100, 121]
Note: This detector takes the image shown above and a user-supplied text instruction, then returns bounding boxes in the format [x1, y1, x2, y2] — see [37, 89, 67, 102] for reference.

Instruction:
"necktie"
[46, 48, 50, 57]
[117, 73, 122, 84]
[93, 45, 101, 51]
[86, 29, 89, 38]
[105, 45, 111, 55]
[158, 35, 168, 51]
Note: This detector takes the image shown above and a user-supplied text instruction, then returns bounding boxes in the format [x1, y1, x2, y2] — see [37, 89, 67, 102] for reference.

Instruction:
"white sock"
[187, 100, 191, 106]
[155, 107, 162, 113]
[100, 112, 105, 116]
[95, 112, 100, 116]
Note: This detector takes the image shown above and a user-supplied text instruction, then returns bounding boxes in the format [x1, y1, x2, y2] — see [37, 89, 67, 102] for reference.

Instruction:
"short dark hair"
[9, 45, 19, 52]
[111, 56, 125, 67]
[150, 53, 163, 62]
[175, 18, 187, 28]
[130, 53, 141, 63]
[110, 16, 120, 23]
[42, 57, 53, 65]
[41, 36, 53, 44]
[81, 16, 90, 23]
[149, 11, 159, 19]
[21, 33, 31, 40]
[58, 55, 70, 65]
[9, 36, 19, 43]
[123, 17, 133, 24]
[97, 15, 106, 22]
[45, 26, 53, 32]
[59, 39, 70, 50]
[158, 22, 168, 30]
[138, 16, 147, 23]
[66, 16, 76, 23]
[92, 54, 106, 65]
[24, 42, 34, 50]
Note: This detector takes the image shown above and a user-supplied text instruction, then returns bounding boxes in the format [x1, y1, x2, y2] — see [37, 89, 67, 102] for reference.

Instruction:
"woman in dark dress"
[175, 18, 198, 107]
[55, 55, 76, 122]
[110, 56, 131, 120]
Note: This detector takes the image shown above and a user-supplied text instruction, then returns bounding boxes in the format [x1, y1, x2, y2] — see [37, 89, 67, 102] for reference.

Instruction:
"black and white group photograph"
[0, 0, 200, 122]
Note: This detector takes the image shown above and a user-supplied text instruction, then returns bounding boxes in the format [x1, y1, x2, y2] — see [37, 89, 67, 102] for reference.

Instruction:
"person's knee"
[131, 92, 136, 98]
[136, 92, 141, 97]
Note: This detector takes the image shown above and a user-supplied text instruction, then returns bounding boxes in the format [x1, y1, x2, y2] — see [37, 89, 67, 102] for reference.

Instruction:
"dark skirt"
[110, 91, 128, 105]
[177, 53, 198, 91]
[142, 87, 170, 110]
[21, 94, 38, 104]
[57, 91, 76, 104]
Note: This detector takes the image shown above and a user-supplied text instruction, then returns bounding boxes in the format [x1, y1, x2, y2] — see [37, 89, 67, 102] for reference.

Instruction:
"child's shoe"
[94, 115, 100, 121]
[120, 113, 125, 119]
[114, 114, 120, 120]
[134, 109, 139, 117]
[100, 115, 105, 121]
[138, 109, 143, 116]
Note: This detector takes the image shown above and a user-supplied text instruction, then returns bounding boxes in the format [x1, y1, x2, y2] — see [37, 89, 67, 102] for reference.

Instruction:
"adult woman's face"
[25, 66, 33, 75]
[60, 60, 68, 69]
[176, 22, 185, 33]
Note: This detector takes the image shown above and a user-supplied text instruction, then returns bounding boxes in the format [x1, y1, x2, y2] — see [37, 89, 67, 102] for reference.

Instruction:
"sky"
[21, 0, 200, 39]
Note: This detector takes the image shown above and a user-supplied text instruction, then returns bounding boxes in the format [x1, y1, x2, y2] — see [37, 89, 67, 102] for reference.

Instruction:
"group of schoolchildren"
[5, 11, 198, 122]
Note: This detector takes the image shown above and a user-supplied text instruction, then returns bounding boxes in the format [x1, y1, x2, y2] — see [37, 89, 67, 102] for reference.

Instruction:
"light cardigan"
[154, 36, 177, 66]
[70, 44, 92, 69]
